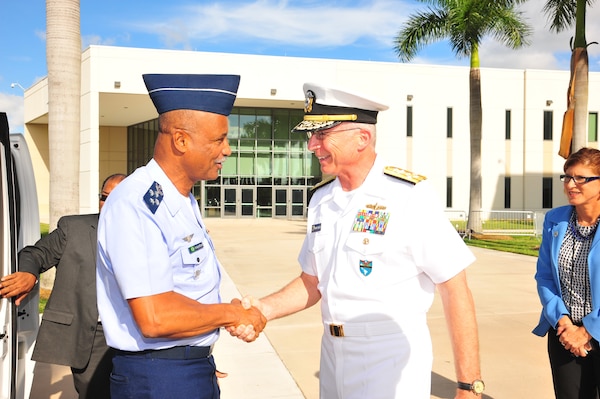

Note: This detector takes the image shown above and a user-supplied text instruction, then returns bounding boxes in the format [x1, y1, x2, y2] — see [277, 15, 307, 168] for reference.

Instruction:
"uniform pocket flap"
[344, 233, 386, 255]
[41, 309, 74, 325]
[181, 242, 206, 265]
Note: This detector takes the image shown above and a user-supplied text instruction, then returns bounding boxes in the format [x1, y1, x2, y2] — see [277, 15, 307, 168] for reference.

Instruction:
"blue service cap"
[143, 74, 240, 116]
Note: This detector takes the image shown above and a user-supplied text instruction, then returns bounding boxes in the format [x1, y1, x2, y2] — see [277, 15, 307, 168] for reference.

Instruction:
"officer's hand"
[227, 323, 257, 342]
[216, 370, 228, 379]
[0, 272, 37, 306]
[230, 300, 266, 342]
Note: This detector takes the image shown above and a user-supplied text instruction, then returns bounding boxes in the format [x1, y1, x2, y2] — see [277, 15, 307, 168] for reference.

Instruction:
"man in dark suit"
[0, 173, 125, 399]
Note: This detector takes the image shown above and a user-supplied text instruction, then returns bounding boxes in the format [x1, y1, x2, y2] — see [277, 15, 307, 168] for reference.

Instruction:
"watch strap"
[458, 379, 485, 394]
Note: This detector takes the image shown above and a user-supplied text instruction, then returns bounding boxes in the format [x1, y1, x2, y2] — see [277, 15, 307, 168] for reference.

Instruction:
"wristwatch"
[457, 379, 485, 394]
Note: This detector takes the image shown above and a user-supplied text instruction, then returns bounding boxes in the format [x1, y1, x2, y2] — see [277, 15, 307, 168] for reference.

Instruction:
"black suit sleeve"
[18, 216, 69, 278]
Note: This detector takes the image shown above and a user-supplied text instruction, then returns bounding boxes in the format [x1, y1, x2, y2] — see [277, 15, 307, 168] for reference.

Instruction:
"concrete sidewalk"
[29, 218, 554, 399]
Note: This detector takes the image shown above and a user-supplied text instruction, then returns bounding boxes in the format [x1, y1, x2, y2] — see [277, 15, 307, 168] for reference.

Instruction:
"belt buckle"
[329, 324, 344, 337]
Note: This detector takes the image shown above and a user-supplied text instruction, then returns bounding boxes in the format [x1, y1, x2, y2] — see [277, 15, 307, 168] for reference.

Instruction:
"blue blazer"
[533, 205, 600, 340]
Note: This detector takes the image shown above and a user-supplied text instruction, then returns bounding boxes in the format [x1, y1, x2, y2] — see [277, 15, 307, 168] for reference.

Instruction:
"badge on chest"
[359, 260, 373, 276]
[352, 206, 390, 235]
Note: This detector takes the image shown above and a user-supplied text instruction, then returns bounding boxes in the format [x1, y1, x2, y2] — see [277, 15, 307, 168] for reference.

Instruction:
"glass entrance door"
[223, 187, 255, 217]
[274, 188, 306, 218]
[274, 188, 287, 217]
[290, 188, 305, 217]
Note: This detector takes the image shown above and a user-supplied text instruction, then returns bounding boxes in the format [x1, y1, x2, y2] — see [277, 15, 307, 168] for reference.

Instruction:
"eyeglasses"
[559, 174, 600, 184]
[306, 127, 359, 140]
[98, 193, 108, 201]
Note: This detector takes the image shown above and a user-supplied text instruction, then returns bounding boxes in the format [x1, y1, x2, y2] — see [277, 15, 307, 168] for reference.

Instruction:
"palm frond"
[542, 0, 577, 32]
[394, 8, 449, 62]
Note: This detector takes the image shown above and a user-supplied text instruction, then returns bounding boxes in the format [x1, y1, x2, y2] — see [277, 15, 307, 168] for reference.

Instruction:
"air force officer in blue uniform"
[96, 74, 266, 399]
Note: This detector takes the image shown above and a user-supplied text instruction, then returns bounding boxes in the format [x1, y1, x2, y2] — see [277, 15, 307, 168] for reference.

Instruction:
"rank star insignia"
[143, 181, 164, 214]
[359, 260, 373, 276]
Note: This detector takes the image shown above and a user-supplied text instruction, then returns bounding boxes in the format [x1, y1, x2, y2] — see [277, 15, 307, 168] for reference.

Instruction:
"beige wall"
[24, 124, 50, 223]
[99, 125, 127, 190]
[22, 123, 127, 224]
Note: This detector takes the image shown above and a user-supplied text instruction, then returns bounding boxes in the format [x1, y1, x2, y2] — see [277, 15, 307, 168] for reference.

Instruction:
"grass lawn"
[39, 289, 51, 313]
[465, 234, 541, 257]
[37, 223, 50, 313]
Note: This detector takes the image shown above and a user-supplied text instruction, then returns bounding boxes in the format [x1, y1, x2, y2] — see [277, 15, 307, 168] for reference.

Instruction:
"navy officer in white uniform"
[233, 83, 483, 398]
[96, 74, 266, 399]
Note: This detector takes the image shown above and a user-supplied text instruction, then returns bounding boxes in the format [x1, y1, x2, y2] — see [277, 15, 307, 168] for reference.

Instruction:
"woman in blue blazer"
[534, 147, 600, 398]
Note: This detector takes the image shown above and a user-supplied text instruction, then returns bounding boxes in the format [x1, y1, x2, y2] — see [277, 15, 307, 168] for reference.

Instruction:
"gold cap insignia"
[304, 90, 315, 113]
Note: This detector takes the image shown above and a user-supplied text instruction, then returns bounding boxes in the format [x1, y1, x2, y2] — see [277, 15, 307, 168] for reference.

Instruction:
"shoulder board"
[143, 181, 164, 214]
[311, 175, 336, 191]
[384, 166, 426, 185]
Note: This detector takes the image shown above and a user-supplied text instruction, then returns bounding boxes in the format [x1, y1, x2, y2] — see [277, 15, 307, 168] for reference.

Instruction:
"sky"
[1, 0, 599, 133]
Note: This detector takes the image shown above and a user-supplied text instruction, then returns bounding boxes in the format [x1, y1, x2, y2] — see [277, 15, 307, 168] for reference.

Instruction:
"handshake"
[228, 296, 266, 343]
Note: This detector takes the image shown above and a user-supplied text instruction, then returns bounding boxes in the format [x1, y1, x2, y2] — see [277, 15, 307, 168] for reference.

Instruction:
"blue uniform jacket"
[533, 205, 600, 340]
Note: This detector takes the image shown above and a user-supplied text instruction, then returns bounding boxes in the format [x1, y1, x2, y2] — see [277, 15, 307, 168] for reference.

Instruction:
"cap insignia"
[384, 166, 426, 185]
[305, 90, 315, 113]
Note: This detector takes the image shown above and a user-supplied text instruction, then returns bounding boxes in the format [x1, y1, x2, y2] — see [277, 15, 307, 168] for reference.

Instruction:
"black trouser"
[71, 322, 115, 399]
[548, 328, 600, 399]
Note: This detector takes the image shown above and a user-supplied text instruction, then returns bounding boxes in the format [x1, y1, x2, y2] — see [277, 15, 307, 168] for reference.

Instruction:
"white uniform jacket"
[299, 156, 475, 399]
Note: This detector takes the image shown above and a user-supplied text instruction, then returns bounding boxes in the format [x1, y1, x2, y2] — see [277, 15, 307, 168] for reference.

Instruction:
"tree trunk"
[44, 0, 81, 289]
[570, 0, 589, 153]
[467, 67, 483, 234]
[571, 47, 589, 152]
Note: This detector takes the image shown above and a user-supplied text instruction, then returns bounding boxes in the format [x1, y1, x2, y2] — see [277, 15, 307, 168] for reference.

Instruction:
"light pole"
[10, 82, 26, 92]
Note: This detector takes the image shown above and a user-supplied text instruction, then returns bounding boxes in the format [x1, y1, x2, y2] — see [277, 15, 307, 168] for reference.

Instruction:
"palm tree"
[545, 0, 597, 158]
[394, 0, 531, 233]
[43, 0, 81, 289]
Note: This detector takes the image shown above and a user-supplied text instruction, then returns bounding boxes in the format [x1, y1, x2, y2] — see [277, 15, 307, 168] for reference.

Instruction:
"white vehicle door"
[0, 112, 40, 399]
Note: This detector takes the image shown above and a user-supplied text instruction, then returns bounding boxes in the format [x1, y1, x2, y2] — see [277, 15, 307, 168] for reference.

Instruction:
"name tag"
[188, 242, 204, 253]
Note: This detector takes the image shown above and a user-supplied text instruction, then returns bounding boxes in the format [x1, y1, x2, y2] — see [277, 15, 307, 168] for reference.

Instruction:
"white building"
[22, 45, 600, 222]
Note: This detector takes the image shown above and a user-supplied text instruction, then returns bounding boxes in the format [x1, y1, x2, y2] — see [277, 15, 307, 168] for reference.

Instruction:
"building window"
[543, 110, 553, 140]
[504, 176, 511, 208]
[505, 110, 511, 140]
[407, 106, 413, 137]
[446, 107, 453, 138]
[542, 177, 553, 209]
[127, 119, 159, 172]
[127, 107, 315, 218]
[446, 177, 452, 208]
[589, 112, 598, 142]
